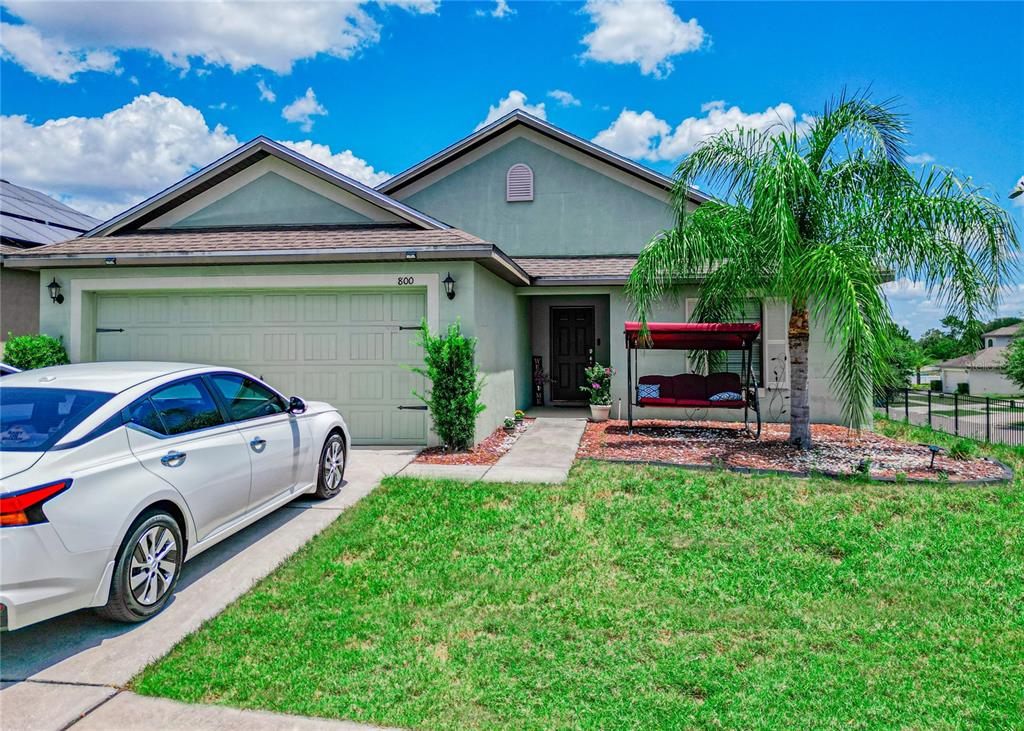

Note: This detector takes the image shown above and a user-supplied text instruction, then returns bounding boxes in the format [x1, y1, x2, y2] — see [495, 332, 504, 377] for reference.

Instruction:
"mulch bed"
[578, 419, 1011, 483]
[414, 419, 535, 465]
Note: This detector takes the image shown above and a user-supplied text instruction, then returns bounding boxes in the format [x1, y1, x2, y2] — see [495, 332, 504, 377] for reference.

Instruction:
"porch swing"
[624, 321, 762, 438]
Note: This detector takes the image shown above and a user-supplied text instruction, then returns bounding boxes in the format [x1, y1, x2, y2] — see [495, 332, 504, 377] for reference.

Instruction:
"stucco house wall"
[941, 367, 1017, 395]
[395, 131, 679, 257]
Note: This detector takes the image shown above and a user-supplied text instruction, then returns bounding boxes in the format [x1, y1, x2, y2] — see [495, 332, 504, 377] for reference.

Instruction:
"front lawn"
[135, 457, 1023, 729]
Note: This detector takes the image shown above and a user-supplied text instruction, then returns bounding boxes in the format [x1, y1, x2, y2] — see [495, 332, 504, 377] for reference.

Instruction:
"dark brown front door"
[550, 307, 595, 402]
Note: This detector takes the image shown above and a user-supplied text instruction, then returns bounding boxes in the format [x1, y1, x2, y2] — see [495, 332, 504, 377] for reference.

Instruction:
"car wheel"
[315, 433, 347, 499]
[96, 510, 183, 623]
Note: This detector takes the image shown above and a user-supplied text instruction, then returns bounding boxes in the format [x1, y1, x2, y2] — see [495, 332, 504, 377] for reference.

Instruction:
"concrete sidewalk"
[0, 448, 417, 731]
[399, 417, 587, 484]
[72, 691, 395, 730]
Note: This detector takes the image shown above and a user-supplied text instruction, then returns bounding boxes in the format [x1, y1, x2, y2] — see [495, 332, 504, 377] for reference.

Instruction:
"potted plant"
[581, 363, 614, 422]
[514, 409, 525, 424]
[503, 416, 516, 433]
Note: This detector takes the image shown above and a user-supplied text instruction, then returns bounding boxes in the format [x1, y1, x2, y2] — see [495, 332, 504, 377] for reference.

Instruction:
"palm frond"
[805, 90, 908, 171]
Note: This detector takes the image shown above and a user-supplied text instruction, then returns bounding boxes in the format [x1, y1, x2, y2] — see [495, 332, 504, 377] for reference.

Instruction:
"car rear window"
[0, 387, 114, 452]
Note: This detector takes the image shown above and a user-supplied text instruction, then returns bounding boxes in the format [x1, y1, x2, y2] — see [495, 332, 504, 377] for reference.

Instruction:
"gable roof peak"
[378, 109, 709, 205]
[85, 135, 447, 237]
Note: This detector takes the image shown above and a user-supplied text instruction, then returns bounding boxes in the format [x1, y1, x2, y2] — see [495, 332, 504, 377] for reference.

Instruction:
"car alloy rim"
[129, 525, 178, 606]
[323, 440, 344, 491]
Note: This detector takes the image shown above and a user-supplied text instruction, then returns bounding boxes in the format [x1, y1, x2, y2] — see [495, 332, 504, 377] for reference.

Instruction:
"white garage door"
[94, 288, 428, 445]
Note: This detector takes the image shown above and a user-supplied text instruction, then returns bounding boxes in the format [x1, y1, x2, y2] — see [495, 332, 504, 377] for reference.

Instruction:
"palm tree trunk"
[788, 306, 812, 449]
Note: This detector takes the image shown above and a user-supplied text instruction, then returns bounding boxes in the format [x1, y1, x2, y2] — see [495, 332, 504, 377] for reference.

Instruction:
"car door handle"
[160, 451, 187, 467]
[250, 437, 267, 452]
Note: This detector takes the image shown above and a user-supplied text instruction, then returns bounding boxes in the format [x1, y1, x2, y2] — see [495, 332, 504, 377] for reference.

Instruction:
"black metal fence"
[881, 388, 1024, 446]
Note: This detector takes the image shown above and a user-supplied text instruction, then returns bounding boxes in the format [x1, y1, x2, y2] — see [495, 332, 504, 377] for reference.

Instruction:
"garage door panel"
[350, 293, 385, 322]
[219, 333, 253, 361]
[392, 410, 427, 442]
[303, 332, 337, 361]
[263, 332, 297, 361]
[181, 333, 215, 361]
[264, 294, 297, 322]
[181, 296, 214, 323]
[219, 295, 252, 322]
[303, 294, 338, 321]
[96, 288, 427, 445]
[136, 297, 172, 324]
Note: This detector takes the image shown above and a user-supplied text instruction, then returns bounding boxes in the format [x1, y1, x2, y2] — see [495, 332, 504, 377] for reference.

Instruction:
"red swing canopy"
[624, 321, 761, 350]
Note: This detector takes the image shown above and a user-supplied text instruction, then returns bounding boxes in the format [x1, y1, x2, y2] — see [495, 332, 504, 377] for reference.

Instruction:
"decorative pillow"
[637, 383, 660, 399]
[709, 391, 742, 402]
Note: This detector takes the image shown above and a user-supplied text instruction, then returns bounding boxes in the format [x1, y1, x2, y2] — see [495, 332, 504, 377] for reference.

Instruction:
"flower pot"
[590, 404, 611, 422]
[503, 425, 516, 434]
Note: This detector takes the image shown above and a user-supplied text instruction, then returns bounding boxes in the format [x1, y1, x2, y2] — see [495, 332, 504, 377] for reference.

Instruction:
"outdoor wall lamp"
[47, 277, 64, 305]
[443, 272, 456, 300]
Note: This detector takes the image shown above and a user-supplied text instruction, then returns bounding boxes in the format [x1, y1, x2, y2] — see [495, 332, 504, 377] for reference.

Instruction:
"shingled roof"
[939, 347, 1009, 370]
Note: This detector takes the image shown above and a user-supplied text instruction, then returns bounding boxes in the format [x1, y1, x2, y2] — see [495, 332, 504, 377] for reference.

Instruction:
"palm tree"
[625, 92, 1019, 448]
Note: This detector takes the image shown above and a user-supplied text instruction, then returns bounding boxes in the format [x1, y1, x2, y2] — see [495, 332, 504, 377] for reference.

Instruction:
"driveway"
[0, 447, 417, 731]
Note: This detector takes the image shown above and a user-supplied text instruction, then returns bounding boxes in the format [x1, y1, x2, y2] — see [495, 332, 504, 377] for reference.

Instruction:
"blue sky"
[1, 1, 1021, 335]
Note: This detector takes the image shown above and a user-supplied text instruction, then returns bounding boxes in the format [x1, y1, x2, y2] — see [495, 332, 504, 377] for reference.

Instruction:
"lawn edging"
[577, 455, 1014, 486]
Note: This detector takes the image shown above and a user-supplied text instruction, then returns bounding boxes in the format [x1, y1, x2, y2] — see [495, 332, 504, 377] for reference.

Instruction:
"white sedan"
[0, 362, 350, 630]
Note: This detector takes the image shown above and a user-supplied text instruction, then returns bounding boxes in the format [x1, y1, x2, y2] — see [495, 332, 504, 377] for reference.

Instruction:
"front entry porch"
[525, 293, 611, 408]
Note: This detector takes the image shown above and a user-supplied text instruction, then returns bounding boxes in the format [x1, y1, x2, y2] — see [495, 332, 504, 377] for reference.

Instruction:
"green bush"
[411, 319, 485, 451]
[2, 334, 70, 370]
[948, 438, 978, 461]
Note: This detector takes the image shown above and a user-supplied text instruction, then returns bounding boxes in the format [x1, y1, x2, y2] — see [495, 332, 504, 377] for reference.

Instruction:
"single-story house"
[1, 179, 100, 340]
[938, 324, 1021, 395]
[3, 111, 844, 445]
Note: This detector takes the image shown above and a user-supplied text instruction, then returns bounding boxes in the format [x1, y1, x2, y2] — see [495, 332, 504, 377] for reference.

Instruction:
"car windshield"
[0, 387, 115, 452]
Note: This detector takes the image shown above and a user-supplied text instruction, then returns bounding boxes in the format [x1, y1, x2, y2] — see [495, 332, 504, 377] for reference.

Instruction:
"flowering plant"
[580, 363, 614, 405]
[514, 409, 525, 422]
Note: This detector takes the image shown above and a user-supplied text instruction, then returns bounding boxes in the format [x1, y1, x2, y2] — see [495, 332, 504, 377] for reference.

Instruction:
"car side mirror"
[288, 396, 306, 415]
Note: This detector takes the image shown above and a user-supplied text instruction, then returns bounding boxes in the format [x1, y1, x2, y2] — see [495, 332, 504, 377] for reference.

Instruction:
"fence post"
[927, 390, 932, 428]
[904, 388, 910, 423]
[885, 390, 890, 419]
[986, 397, 991, 443]
[954, 392, 959, 436]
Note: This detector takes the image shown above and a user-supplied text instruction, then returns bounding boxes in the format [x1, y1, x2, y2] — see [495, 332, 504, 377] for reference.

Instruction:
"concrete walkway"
[0, 448, 417, 731]
[399, 417, 587, 484]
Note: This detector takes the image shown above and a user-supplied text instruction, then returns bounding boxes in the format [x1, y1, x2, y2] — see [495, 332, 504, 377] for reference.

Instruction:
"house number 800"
[397, 276, 415, 285]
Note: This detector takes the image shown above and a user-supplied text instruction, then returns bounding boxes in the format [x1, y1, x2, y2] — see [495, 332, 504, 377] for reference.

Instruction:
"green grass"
[135, 455, 1024, 729]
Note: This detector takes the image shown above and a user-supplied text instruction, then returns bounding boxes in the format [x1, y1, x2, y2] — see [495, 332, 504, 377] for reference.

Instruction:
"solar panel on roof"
[0, 180, 100, 245]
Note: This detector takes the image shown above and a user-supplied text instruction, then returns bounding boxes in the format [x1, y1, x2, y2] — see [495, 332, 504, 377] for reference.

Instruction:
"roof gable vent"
[506, 163, 534, 202]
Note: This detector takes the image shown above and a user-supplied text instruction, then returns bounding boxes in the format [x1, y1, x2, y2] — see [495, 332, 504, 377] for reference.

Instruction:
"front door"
[550, 307, 595, 402]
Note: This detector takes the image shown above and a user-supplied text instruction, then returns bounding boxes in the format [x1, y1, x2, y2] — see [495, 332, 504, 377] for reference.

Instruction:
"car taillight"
[0, 480, 71, 527]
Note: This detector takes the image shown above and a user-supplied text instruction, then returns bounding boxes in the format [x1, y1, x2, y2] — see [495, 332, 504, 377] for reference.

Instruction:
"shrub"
[411, 319, 485, 451]
[580, 363, 614, 405]
[948, 438, 977, 461]
[2, 334, 70, 370]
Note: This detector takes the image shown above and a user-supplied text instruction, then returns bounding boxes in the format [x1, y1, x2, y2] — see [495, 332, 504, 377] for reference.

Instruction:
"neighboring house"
[0, 180, 100, 340]
[2, 111, 844, 446]
[938, 324, 1022, 395]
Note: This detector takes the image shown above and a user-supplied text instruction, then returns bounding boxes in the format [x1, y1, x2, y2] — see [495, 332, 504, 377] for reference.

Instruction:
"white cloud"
[592, 100, 811, 162]
[257, 79, 276, 103]
[0, 93, 239, 219]
[475, 90, 546, 130]
[548, 89, 581, 107]
[282, 87, 327, 132]
[0, 92, 386, 220]
[477, 0, 515, 18]
[906, 152, 935, 165]
[279, 140, 390, 188]
[581, 0, 705, 78]
[0, 21, 118, 83]
[883, 278, 1024, 337]
[593, 109, 669, 159]
[0, 1, 437, 82]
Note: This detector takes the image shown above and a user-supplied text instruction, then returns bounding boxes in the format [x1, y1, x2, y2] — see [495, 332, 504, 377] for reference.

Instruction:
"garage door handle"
[397, 405, 428, 411]
[398, 325, 424, 331]
[160, 451, 187, 467]
[96, 328, 125, 333]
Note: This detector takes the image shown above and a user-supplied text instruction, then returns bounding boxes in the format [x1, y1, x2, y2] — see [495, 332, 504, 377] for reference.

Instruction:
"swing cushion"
[637, 372, 746, 408]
